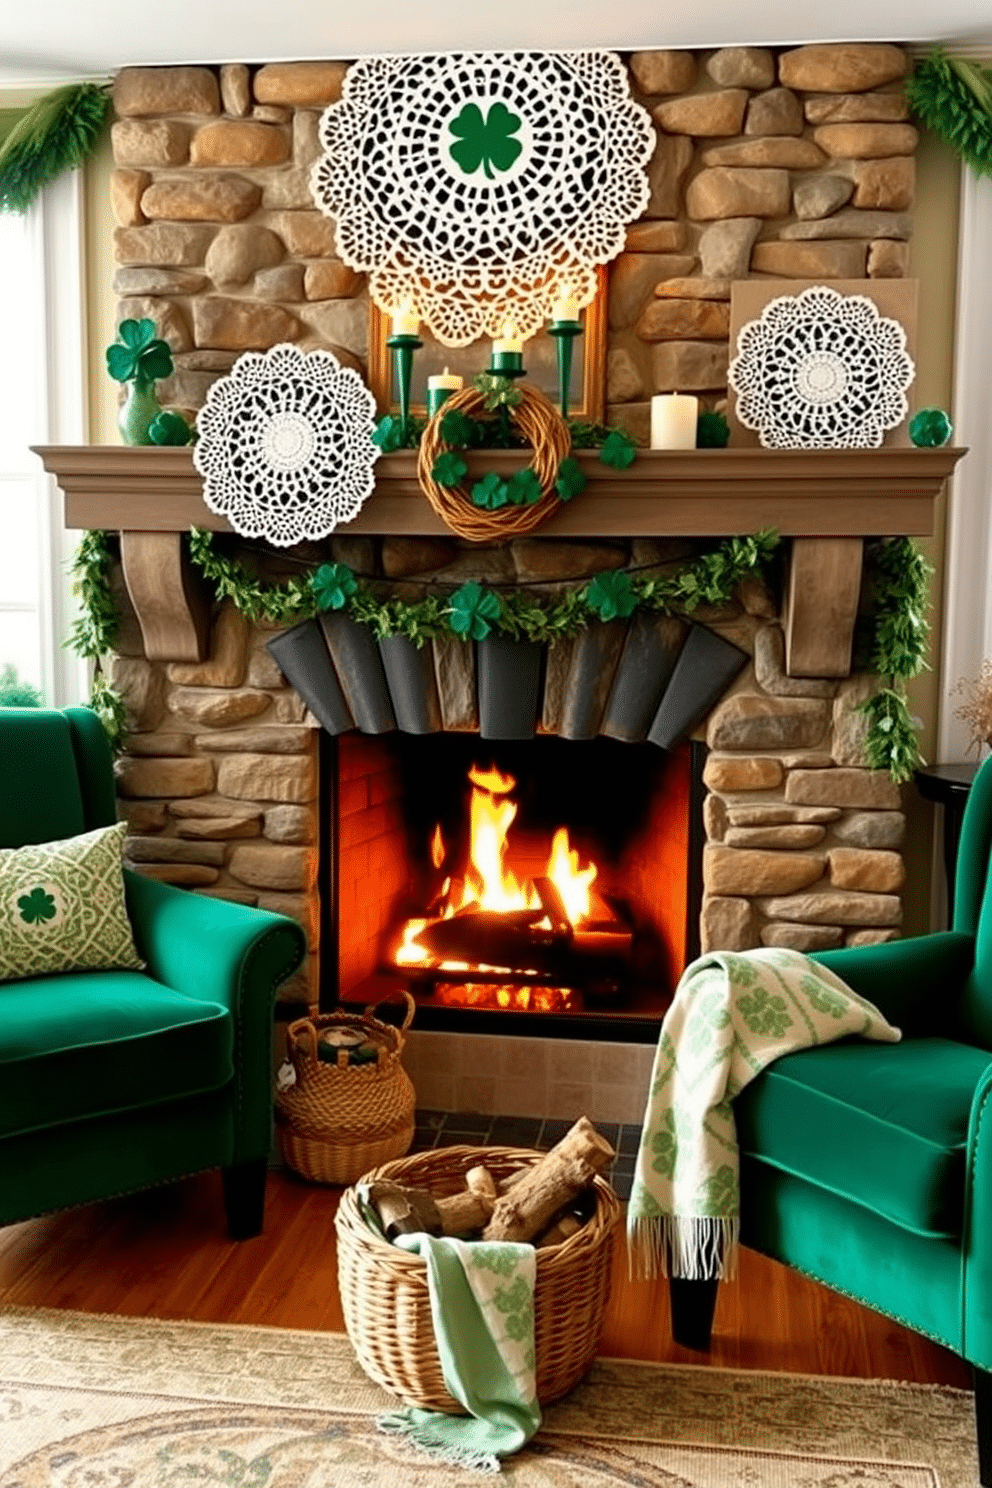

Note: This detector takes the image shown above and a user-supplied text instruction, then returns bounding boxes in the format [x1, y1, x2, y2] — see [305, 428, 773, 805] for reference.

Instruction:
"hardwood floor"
[0, 1167, 971, 1389]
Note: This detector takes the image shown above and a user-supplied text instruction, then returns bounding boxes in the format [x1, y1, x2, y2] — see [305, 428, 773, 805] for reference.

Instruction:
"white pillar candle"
[550, 290, 579, 324]
[650, 393, 698, 450]
[427, 369, 463, 395]
[493, 320, 523, 355]
[390, 298, 419, 336]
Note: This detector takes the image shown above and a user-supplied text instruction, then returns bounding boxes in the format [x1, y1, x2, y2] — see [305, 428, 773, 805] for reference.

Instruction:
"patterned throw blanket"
[627, 947, 901, 1281]
[378, 1234, 540, 1473]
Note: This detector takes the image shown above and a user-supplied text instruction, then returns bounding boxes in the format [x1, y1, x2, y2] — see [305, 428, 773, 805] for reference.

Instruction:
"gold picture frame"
[368, 266, 608, 424]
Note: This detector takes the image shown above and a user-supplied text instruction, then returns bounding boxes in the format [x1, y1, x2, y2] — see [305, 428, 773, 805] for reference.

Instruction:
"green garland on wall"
[906, 50, 992, 176]
[0, 83, 110, 214]
[68, 528, 930, 780]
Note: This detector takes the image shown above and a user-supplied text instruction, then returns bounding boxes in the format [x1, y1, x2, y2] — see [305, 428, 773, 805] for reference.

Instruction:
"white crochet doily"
[193, 344, 379, 546]
[311, 51, 654, 346]
[728, 286, 915, 449]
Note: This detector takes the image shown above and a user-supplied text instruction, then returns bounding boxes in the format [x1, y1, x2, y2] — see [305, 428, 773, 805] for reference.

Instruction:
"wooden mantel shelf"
[36, 443, 964, 539]
[34, 442, 964, 674]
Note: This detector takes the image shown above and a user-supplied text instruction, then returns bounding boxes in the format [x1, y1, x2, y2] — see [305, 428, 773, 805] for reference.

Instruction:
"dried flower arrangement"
[952, 659, 992, 753]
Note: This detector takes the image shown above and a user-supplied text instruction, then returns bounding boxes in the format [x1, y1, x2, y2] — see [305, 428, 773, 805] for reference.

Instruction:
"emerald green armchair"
[0, 706, 306, 1237]
[672, 753, 992, 1483]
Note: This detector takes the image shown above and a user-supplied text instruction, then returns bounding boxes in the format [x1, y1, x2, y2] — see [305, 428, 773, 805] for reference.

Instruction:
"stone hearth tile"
[456, 1076, 498, 1114]
[543, 1083, 595, 1121]
[499, 1038, 549, 1084]
[547, 1040, 595, 1087]
[492, 1077, 552, 1120]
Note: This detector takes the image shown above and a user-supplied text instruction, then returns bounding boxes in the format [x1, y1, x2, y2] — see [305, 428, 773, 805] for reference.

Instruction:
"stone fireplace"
[34, 442, 962, 1116]
[32, 38, 967, 1119]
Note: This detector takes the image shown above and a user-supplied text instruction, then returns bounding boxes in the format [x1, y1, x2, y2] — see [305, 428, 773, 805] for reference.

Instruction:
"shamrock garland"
[68, 527, 931, 781]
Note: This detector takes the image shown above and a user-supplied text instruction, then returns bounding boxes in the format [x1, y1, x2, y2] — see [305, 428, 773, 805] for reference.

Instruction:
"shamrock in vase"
[106, 318, 185, 446]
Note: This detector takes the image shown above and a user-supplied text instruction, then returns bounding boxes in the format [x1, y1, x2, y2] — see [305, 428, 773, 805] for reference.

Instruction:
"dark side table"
[915, 761, 980, 919]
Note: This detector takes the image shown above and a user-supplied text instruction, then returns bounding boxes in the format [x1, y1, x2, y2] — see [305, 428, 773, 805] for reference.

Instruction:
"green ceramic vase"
[118, 378, 162, 446]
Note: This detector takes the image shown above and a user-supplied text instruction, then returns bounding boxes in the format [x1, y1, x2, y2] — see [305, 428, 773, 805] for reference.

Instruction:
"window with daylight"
[0, 168, 88, 708]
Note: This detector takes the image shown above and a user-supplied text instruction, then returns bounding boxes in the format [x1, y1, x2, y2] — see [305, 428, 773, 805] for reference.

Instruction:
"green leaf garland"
[68, 525, 929, 780]
[906, 50, 992, 176]
[0, 83, 110, 215]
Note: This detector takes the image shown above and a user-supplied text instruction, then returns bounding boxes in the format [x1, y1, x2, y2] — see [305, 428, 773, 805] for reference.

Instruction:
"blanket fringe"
[627, 1215, 739, 1283]
[377, 1411, 501, 1474]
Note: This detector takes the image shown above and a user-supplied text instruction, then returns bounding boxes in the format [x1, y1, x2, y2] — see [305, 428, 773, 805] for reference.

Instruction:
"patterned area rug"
[0, 1306, 978, 1486]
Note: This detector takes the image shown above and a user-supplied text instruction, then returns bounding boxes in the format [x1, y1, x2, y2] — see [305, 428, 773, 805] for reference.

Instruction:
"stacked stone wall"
[108, 43, 916, 438]
[108, 533, 905, 1004]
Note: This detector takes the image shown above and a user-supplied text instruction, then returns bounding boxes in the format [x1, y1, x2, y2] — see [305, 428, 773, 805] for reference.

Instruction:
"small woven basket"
[336, 1143, 620, 1411]
[276, 993, 416, 1186]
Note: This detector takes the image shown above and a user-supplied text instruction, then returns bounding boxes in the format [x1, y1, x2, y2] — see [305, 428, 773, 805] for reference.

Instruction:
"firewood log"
[466, 1165, 498, 1203]
[367, 1181, 442, 1239]
[536, 1213, 583, 1249]
[482, 1117, 615, 1243]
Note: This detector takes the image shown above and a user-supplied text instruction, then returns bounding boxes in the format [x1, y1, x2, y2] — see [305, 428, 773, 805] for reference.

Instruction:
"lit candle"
[492, 319, 524, 373]
[493, 320, 523, 355]
[390, 298, 419, 337]
[426, 367, 463, 418]
[650, 392, 699, 450]
[550, 289, 579, 325]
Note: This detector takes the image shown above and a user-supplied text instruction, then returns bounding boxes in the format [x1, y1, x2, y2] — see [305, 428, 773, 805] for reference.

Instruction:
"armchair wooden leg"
[222, 1158, 268, 1240]
[974, 1366, 992, 1487]
[669, 1277, 719, 1351]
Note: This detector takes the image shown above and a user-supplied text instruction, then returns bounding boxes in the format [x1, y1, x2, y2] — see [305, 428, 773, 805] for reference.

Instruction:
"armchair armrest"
[963, 1062, 992, 1369]
[812, 931, 975, 1037]
[124, 869, 306, 1160]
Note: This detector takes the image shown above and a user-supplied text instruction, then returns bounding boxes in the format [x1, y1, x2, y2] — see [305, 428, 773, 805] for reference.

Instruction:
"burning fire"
[394, 764, 600, 970]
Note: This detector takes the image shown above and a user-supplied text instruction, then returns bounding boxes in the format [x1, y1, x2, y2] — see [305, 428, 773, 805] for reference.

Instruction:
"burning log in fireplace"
[387, 763, 634, 1002]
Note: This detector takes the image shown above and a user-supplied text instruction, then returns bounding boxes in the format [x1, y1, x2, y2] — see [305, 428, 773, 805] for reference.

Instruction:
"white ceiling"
[3, 0, 991, 88]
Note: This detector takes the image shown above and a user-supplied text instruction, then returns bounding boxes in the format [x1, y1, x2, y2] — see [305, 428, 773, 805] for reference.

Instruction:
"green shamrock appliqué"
[737, 986, 793, 1039]
[449, 102, 523, 180]
[584, 570, 638, 622]
[446, 581, 503, 640]
[18, 887, 56, 925]
[311, 563, 357, 612]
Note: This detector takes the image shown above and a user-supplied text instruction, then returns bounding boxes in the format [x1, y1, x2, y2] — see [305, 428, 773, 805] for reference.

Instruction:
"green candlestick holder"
[387, 332, 422, 438]
[549, 320, 583, 420]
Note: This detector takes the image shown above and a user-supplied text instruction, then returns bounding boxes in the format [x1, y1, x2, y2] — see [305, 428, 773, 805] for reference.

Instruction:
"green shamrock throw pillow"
[0, 821, 144, 982]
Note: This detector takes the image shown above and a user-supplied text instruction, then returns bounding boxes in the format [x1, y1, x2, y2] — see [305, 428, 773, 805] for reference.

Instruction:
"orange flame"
[394, 764, 600, 971]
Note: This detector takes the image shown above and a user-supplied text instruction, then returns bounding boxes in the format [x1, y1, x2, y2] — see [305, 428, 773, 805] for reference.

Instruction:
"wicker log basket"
[275, 993, 416, 1186]
[335, 1143, 621, 1411]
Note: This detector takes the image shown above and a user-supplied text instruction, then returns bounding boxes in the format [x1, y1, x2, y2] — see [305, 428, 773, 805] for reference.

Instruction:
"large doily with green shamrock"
[728, 286, 915, 449]
[311, 51, 654, 346]
[193, 344, 379, 546]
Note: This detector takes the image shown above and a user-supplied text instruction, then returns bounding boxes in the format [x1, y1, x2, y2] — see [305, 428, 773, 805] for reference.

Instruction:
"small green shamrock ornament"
[431, 451, 468, 488]
[555, 457, 587, 502]
[585, 570, 638, 621]
[448, 102, 523, 180]
[599, 429, 637, 470]
[148, 410, 193, 446]
[312, 563, 358, 612]
[447, 581, 503, 640]
[909, 407, 953, 448]
[105, 318, 173, 386]
[471, 471, 510, 510]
